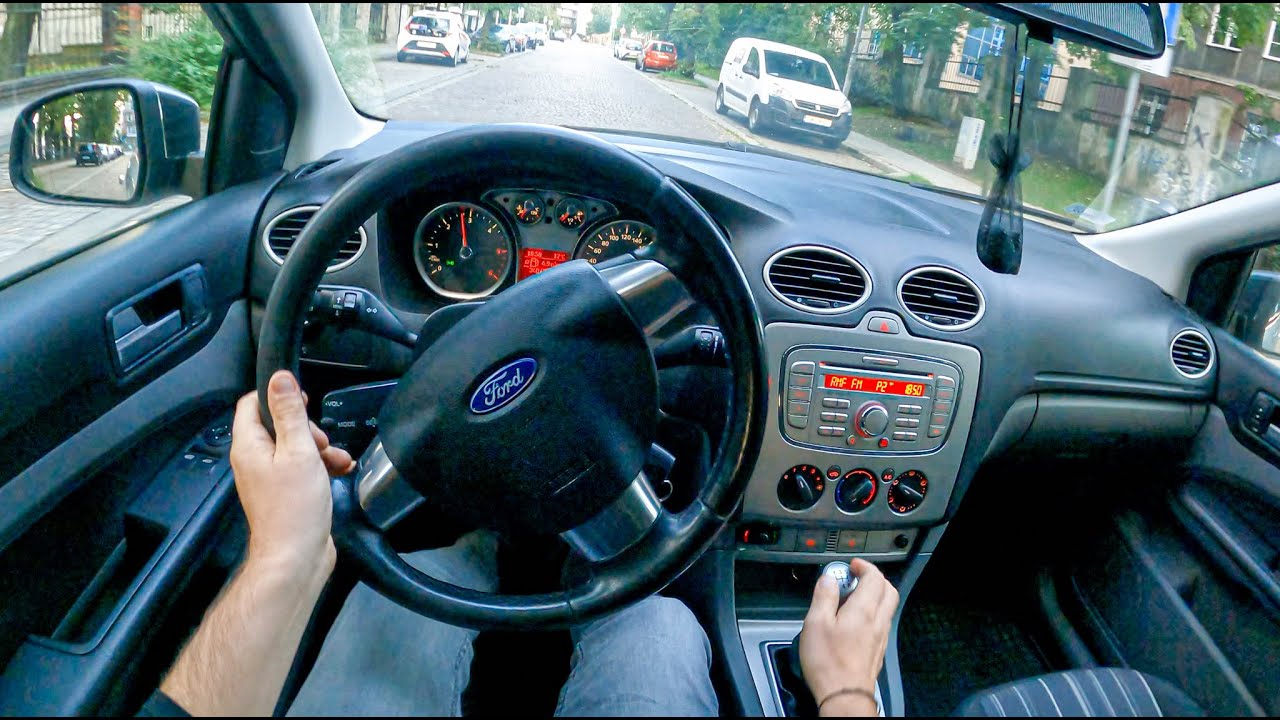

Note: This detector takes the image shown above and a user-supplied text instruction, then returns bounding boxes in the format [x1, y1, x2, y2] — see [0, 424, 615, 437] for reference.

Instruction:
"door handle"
[112, 308, 182, 369]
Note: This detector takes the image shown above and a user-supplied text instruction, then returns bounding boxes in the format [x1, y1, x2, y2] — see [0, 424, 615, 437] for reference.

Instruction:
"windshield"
[322, 3, 1280, 232]
[764, 51, 836, 90]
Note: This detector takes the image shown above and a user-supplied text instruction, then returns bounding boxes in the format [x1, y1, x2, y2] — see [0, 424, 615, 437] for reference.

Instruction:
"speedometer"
[414, 202, 513, 300]
[576, 221, 657, 265]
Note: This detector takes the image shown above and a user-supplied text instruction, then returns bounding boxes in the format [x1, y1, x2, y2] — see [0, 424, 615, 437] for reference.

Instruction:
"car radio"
[781, 347, 962, 454]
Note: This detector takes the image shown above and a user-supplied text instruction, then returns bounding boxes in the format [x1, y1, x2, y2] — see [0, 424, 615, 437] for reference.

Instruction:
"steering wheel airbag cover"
[379, 261, 657, 534]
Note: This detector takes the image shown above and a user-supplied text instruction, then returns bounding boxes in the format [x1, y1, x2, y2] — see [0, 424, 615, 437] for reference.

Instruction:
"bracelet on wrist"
[817, 686, 878, 715]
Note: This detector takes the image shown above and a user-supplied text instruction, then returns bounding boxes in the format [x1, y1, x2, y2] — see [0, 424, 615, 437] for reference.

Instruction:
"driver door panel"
[0, 177, 277, 715]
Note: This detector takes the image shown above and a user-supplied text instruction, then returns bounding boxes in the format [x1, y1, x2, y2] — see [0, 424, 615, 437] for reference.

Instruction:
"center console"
[735, 316, 981, 562]
[732, 313, 980, 716]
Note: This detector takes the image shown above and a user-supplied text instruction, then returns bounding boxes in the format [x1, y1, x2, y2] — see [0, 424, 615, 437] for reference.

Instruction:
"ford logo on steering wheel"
[469, 357, 538, 414]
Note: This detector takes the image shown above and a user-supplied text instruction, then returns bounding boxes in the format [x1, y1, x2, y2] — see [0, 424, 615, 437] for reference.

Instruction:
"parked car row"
[75, 142, 125, 167]
[486, 21, 548, 54]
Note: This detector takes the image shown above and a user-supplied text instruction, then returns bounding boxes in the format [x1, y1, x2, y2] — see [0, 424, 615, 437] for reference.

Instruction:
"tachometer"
[414, 202, 513, 300]
[576, 221, 657, 265]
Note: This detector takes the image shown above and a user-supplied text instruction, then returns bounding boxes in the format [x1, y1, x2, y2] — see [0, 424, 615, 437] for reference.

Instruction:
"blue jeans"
[288, 533, 717, 717]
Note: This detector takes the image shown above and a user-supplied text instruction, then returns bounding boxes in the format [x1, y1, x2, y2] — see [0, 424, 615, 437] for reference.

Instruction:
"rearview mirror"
[9, 80, 201, 207]
[964, 2, 1166, 58]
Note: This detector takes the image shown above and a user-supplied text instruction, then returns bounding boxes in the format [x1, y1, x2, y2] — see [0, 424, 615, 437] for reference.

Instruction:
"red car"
[636, 41, 677, 72]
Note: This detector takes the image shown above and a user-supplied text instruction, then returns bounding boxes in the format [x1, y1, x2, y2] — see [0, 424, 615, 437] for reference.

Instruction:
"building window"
[1207, 4, 1241, 50]
[1134, 87, 1171, 136]
[855, 30, 881, 60]
[904, 43, 924, 64]
[1014, 58, 1054, 101]
[1265, 20, 1280, 61]
[959, 25, 1004, 80]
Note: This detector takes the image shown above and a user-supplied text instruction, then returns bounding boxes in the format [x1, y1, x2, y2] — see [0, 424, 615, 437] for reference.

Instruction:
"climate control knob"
[886, 469, 928, 514]
[835, 469, 878, 514]
[777, 464, 825, 511]
[855, 402, 890, 438]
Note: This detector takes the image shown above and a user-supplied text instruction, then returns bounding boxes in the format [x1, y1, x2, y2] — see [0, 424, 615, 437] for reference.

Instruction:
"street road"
[31, 154, 134, 202]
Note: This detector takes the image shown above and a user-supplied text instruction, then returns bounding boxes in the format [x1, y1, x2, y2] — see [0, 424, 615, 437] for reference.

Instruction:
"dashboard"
[248, 122, 1219, 565]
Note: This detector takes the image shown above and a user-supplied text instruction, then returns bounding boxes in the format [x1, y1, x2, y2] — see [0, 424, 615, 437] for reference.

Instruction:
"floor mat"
[898, 598, 1052, 717]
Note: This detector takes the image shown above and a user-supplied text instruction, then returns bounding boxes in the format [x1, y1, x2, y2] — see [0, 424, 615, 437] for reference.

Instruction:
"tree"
[587, 12, 610, 36]
[1179, 3, 1276, 49]
[0, 3, 40, 81]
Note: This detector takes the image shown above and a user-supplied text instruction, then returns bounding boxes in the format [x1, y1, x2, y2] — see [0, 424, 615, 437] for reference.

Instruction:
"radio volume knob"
[855, 402, 890, 438]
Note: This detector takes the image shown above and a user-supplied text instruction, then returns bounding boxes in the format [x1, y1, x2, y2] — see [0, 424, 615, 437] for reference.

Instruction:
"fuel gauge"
[557, 199, 586, 229]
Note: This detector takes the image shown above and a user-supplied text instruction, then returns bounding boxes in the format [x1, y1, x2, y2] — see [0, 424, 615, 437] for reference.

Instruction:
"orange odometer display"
[822, 373, 927, 396]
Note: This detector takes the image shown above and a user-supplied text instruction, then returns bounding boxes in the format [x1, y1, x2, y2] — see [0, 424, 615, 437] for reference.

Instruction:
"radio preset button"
[892, 430, 918, 441]
[930, 412, 947, 426]
[788, 387, 812, 402]
[787, 401, 811, 416]
[787, 414, 809, 429]
[791, 361, 815, 375]
[895, 417, 920, 428]
[937, 376, 956, 389]
[933, 399, 953, 413]
[822, 398, 851, 409]
[790, 373, 813, 388]
[820, 411, 849, 422]
[935, 387, 955, 401]
[927, 425, 944, 438]
[817, 426, 844, 436]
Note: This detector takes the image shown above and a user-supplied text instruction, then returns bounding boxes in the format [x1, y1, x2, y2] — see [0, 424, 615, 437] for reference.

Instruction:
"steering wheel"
[256, 125, 766, 630]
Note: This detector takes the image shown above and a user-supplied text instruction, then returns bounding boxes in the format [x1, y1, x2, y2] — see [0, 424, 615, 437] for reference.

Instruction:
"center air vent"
[897, 266, 984, 330]
[262, 206, 367, 272]
[764, 246, 870, 314]
[1171, 329, 1214, 379]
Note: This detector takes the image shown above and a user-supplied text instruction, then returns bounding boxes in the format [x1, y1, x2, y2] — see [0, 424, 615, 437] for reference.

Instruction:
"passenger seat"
[954, 668, 1204, 717]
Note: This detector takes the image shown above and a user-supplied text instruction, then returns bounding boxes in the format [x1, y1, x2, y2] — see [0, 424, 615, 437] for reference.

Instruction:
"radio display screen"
[823, 373, 927, 396]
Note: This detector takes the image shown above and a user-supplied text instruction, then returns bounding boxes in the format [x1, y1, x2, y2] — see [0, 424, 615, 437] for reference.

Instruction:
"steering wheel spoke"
[356, 438, 425, 530]
[560, 471, 665, 562]
[599, 259, 696, 342]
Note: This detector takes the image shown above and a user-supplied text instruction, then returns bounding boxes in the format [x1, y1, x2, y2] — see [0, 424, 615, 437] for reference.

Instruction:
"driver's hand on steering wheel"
[231, 370, 355, 576]
[799, 558, 899, 717]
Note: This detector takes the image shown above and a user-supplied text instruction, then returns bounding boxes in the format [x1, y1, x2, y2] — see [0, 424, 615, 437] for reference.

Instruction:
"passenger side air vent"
[897, 266, 984, 330]
[764, 246, 870, 314]
[1171, 329, 1213, 379]
[262, 206, 367, 272]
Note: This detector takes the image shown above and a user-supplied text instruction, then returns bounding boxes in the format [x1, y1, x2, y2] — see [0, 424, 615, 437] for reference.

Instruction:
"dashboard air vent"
[764, 246, 870, 314]
[1171, 329, 1213, 379]
[262, 206, 366, 272]
[897, 266, 984, 330]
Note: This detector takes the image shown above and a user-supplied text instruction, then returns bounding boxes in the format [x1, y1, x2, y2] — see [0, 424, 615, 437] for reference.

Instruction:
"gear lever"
[774, 563, 859, 716]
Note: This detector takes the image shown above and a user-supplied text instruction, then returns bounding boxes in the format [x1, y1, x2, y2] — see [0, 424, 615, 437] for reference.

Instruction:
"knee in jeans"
[628, 596, 709, 657]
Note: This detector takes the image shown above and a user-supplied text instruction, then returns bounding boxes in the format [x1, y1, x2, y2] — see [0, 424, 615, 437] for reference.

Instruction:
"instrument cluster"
[412, 188, 657, 300]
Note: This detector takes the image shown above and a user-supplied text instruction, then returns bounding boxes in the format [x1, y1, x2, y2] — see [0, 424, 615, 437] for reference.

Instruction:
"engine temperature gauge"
[513, 195, 545, 225]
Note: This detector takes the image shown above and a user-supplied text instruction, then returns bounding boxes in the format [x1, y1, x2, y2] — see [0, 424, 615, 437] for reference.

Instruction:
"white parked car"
[396, 9, 470, 66]
[613, 38, 644, 61]
[715, 37, 851, 147]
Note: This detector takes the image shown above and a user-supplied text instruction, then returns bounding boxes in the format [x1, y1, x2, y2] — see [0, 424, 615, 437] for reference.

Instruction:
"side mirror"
[9, 79, 201, 207]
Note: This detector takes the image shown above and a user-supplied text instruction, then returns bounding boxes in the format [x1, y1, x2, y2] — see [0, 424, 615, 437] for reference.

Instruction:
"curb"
[638, 71, 759, 146]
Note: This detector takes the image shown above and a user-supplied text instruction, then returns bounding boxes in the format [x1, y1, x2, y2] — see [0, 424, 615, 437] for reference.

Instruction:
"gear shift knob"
[821, 561, 858, 603]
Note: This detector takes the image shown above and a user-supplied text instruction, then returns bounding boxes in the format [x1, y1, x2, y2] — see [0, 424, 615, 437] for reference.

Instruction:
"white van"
[396, 9, 470, 66]
[715, 37, 852, 147]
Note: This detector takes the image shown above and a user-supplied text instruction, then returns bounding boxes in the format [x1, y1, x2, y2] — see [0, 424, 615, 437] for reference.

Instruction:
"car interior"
[0, 2, 1278, 717]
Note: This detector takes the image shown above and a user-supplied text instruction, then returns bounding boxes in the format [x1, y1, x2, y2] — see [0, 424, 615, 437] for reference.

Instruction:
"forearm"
[160, 546, 334, 716]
